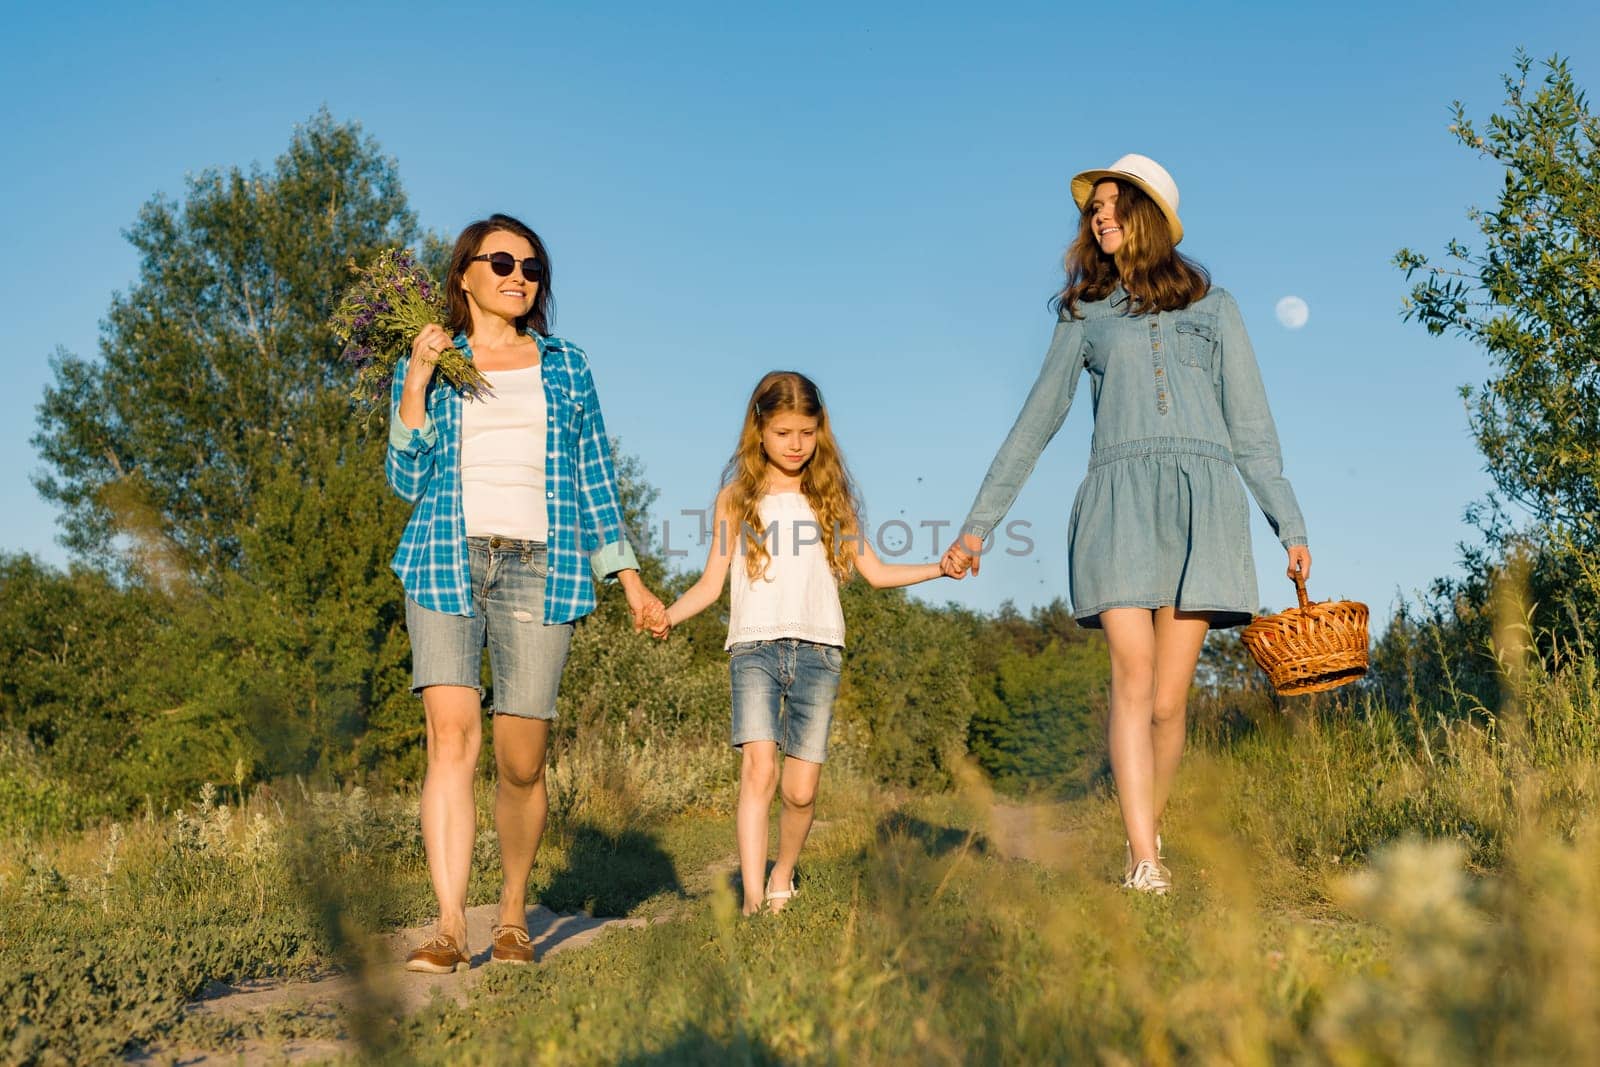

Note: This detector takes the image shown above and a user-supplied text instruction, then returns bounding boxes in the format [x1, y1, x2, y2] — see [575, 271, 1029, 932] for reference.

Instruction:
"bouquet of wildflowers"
[329, 248, 488, 417]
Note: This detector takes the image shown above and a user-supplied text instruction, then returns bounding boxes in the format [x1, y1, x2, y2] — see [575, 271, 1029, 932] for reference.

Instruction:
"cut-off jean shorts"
[405, 537, 575, 719]
[729, 639, 843, 764]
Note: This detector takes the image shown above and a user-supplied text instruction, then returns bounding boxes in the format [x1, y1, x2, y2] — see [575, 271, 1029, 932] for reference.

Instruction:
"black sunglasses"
[470, 252, 546, 281]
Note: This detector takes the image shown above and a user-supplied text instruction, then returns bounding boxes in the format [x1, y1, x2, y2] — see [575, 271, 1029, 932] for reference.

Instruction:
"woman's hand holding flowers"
[328, 247, 487, 421]
[408, 323, 454, 389]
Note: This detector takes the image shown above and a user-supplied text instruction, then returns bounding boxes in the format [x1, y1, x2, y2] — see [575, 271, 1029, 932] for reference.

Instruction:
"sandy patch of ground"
[143, 903, 642, 1064]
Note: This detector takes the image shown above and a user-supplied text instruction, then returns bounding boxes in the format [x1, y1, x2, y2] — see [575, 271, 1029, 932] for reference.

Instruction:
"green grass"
[4, 662, 1600, 1064]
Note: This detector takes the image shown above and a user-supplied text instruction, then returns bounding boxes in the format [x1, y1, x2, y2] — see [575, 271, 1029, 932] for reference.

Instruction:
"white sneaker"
[1123, 859, 1172, 895]
[1123, 834, 1164, 882]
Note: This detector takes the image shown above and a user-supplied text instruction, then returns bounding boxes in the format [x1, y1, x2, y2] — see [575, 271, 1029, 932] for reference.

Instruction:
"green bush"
[832, 582, 976, 788]
[967, 606, 1108, 796]
[0, 734, 81, 838]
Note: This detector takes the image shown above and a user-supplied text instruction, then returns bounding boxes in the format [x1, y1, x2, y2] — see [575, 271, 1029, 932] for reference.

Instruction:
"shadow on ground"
[541, 822, 685, 916]
[875, 810, 991, 859]
[614, 1026, 782, 1066]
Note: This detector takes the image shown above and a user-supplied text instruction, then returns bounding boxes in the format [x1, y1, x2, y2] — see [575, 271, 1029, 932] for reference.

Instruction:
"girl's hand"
[647, 604, 673, 639]
[407, 324, 453, 390]
[942, 532, 984, 577]
[1287, 544, 1312, 582]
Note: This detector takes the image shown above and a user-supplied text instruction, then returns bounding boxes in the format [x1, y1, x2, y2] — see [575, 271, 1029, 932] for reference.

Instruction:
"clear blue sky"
[4, 2, 1596, 625]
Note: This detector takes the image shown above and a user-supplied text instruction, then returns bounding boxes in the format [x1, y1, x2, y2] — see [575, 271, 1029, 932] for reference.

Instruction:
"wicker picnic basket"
[1241, 574, 1369, 696]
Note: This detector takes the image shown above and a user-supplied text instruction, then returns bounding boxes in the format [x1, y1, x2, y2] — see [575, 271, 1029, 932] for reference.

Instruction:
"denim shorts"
[405, 537, 575, 719]
[729, 639, 843, 764]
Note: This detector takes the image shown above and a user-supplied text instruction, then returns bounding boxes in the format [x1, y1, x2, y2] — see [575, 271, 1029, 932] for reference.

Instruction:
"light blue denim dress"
[960, 286, 1307, 629]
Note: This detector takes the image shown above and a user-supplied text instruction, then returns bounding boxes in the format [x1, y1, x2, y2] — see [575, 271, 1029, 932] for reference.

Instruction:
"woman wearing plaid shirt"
[388, 214, 664, 973]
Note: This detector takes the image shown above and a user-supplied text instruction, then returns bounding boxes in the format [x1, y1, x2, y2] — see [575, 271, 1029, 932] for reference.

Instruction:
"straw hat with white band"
[1070, 154, 1184, 246]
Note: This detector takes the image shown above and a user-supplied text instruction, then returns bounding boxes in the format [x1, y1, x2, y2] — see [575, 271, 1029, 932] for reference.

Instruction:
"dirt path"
[143, 824, 768, 1064]
[144, 903, 644, 1065]
[985, 799, 1080, 869]
[132, 815, 839, 1062]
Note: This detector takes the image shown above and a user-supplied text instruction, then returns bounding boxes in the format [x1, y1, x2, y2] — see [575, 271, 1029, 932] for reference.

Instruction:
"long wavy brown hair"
[444, 213, 554, 337]
[722, 371, 862, 582]
[1055, 178, 1209, 319]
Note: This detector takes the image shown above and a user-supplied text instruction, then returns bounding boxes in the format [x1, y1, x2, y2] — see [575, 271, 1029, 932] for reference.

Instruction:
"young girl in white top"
[653, 371, 959, 914]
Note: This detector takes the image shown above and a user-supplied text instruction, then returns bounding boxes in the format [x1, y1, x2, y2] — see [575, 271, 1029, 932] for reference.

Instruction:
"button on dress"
[961, 287, 1307, 629]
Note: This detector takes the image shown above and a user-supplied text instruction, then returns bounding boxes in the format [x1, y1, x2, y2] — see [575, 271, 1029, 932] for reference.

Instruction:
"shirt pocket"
[545, 379, 585, 445]
[1174, 320, 1217, 371]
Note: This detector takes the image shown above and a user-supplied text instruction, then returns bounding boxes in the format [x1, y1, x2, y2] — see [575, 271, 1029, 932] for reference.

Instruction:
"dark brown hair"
[1055, 179, 1209, 319]
[444, 213, 554, 336]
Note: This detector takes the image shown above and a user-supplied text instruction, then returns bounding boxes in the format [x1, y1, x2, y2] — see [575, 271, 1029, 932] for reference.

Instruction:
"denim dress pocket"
[1174, 320, 1217, 370]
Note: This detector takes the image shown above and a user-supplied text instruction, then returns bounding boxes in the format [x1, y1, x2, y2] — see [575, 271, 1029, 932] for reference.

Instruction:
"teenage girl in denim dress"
[653, 371, 957, 914]
[944, 156, 1312, 894]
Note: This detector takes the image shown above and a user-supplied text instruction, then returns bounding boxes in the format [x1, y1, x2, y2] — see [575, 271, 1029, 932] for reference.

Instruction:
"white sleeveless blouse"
[725, 493, 846, 649]
[460, 364, 548, 541]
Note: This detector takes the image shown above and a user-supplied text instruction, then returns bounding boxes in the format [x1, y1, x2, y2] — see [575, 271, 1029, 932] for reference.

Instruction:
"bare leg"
[1150, 608, 1210, 823]
[420, 685, 483, 946]
[767, 756, 822, 912]
[1100, 608, 1160, 868]
[736, 742, 780, 915]
[492, 714, 551, 929]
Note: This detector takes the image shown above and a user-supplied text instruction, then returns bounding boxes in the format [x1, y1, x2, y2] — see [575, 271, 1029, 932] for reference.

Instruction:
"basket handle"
[1292, 570, 1310, 610]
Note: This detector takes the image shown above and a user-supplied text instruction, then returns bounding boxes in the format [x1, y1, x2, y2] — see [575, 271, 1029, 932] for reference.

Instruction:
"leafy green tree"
[25, 112, 432, 788]
[23, 110, 686, 796]
[33, 110, 419, 587]
[0, 554, 162, 800]
[1392, 52, 1600, 685]
[965, 601, 1109, 795]
[833, 582, 976, 788]
[1395, 53, 1599, 568]
[0, 553, 259, 817]
[968, 640, 1105, 795]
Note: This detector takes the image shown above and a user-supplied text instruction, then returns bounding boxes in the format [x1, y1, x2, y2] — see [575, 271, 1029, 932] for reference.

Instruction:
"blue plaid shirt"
[385, 331, 639, 624]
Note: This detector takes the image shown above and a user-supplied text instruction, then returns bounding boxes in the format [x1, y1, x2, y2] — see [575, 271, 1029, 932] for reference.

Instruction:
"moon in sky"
[1275, 296, 1310, 330]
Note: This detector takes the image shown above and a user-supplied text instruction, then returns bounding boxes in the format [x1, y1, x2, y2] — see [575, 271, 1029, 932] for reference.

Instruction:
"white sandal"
[763, 873, 798, 910]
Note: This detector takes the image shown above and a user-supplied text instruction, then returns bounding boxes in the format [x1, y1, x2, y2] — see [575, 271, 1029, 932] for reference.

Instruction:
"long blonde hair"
[1055, 178, 1209, 319]
[723, 371, 862, 582]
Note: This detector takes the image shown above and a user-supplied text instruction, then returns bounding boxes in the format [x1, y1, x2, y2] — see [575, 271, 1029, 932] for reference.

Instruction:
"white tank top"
[725, 492, 846, 649]
[460, 365, 549, 541]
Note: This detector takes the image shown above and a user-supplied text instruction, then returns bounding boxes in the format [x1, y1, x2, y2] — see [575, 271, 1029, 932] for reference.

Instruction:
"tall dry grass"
[4, 576, 1599, 1063]
[381, 629, 1600, 1065]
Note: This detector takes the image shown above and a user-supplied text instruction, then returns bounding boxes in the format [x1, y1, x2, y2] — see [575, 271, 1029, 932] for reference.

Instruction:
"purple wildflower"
[328, 245, 486, 421]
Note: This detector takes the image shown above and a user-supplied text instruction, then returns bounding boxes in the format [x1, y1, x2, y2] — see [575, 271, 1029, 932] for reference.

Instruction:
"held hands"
[646, 604, 673, 640]
[941, 532, 985, 579]
[629, 591, 667, 635]
[1287, 545, 1312, 583]
[619, 572, 667, 635]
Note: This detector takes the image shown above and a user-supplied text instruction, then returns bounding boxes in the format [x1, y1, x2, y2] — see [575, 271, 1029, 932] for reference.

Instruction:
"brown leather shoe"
[490, 924, 535, 965]
[405, 934, 470, 974]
